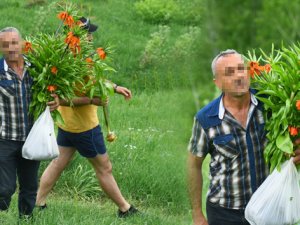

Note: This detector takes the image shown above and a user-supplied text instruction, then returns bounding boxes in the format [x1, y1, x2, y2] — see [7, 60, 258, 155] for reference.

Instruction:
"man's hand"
[91, 97, 109, 106]
[293, 139, 300, 165]
[115, 86, 132, 100]
[193, 216, 208, 225]
[47, 94, 60, 112]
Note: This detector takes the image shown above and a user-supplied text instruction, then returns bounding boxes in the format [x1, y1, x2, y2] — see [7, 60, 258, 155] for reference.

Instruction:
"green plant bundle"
[247, 44, 300, 171]
[24, 2, 115, 124]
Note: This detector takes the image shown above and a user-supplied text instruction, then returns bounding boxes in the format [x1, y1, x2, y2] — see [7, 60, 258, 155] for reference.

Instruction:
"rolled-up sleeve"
[187, 117, 209, 157]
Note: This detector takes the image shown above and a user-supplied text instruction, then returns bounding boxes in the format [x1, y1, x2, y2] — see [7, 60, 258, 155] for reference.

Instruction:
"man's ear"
[213, 77, 221, 89]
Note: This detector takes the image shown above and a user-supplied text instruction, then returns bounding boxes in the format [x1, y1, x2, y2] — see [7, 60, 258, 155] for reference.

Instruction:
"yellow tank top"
[58, 105, 99, 133]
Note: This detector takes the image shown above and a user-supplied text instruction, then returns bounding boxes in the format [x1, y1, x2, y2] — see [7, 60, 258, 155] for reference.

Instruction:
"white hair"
[211, 49, 242, 78]
[0, 27, 22, 39]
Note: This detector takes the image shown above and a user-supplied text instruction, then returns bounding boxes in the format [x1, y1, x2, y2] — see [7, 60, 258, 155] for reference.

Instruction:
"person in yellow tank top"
[36, 17, 138, 218]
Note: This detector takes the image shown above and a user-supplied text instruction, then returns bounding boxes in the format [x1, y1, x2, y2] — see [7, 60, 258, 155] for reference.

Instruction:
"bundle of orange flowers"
[247, 45, 300, 170]
[24, 3, 116, 133]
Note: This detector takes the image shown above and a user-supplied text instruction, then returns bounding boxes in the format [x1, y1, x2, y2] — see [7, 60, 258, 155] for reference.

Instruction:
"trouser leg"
[206, 200, 250, 225]
[0, 139, 18, 211]
[17, 156, 40, 216]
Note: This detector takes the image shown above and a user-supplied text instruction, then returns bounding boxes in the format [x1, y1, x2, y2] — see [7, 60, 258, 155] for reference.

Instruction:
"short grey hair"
[211, 49, 241, 78]
[0, 27, 22, 39]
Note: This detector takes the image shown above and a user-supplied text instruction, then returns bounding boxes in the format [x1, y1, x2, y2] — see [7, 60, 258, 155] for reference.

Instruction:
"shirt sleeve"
[187, 117, 209, 157]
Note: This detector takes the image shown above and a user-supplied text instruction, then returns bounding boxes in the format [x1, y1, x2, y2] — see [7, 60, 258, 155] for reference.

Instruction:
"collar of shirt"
[218, 92, 258, 120]
[3, 55, 31, 78]
[3, 55, 31, 72]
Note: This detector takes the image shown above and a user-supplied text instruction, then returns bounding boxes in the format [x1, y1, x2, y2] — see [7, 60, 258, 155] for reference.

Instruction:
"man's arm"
[188, 152, 208, 225]
[114, 84, 132, 100]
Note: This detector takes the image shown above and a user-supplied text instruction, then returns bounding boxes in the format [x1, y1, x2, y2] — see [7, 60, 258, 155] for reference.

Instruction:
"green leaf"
[275, 132, 293, 154]
[37, 92, 46, 103]
[51, 110, 65, 126]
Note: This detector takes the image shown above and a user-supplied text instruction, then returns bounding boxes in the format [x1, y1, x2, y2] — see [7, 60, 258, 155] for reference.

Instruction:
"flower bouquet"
[247, 44, 300, 171]
[245, 44, 300, 225]
[24, 3, 117, 141]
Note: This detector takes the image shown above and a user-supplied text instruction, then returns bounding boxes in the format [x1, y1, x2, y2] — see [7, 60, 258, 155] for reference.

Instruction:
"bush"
[134, 0, 179, 23]
[134, 0, 202, 25]
[170, 26, 201, 59]
[139, 25, 170, 68]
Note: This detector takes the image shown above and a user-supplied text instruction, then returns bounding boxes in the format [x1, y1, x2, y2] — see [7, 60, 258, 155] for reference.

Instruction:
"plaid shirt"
[188, 91, 269, 209]
[0, 58, 33, 141]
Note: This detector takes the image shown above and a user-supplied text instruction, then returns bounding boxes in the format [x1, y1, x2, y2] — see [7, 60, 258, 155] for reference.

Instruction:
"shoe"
[118, 205, 139, 218]
[37, 204, 47, 211]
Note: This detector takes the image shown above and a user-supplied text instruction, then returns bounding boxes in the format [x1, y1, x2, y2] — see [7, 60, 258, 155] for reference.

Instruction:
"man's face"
[0, 31, 22, 61]
[214, 53, 249, 97]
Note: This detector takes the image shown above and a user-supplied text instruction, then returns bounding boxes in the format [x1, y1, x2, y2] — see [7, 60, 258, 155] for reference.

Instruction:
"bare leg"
[36, 146, 76, 206]
[88, 154, 130, 212]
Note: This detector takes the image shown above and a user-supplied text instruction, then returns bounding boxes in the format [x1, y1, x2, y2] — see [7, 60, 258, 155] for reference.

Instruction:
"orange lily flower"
[23, 41, 32, 53]
[57, 11, 74, 27]
[65, 32, 81, 53]
[47, 85, 57, 92]
[65, 15, 74, 27]
[86, 57, 93, 64]
[51, 66, 58, 75]
[288, 126, 298, 136]
[57, 12, 68, 20]
[296, 100, 300, 110]
[264, 64, 271, 73]
[249, 61, 263, 78]
[97, 47, 106, 60]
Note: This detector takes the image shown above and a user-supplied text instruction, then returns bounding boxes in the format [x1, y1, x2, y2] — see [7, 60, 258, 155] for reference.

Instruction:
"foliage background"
[0, 0, 299, 224]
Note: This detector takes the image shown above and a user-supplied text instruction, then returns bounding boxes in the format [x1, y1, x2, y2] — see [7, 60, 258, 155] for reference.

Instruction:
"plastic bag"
[245, 158, 300, 225]
[22, 106, 59, 160]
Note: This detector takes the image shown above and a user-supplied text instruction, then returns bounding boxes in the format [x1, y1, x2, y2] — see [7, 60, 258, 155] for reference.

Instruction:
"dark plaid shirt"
[188, 91, 269, 209]
[0, 58, 33, 141]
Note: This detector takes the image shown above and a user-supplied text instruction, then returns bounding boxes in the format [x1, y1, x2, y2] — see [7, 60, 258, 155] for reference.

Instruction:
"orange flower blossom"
[47, 85, 57, 92]
[296, 100, 300, 110]
[57, 12, 74, 27]
[65, 32, 81, 53]
[51, 66, 58, 75]
[85, 57, 93, 64]
[288, 126, 298, 136]
[23, 41, 32, 53]
[96, 47, 106, 60]
[264, 64, 271, 73]
[249, 61, 264, 78]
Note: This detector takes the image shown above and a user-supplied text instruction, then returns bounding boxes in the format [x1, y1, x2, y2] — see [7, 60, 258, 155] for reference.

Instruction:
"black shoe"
[118, 205, 139, 218]
[37, 204, 47, 211]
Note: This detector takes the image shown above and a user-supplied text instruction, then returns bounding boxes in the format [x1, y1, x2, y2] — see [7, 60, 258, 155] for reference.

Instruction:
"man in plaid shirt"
[0, 27, 59, 218]
[187, 49, 300, 225]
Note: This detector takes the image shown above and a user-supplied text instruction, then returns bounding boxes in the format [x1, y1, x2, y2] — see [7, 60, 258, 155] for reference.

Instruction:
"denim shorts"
[57, 125, 107, 158]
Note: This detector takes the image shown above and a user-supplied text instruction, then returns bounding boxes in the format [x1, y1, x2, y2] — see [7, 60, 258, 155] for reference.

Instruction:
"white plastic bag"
[22, 106, 59, 160]
[245, 158, 300, 225]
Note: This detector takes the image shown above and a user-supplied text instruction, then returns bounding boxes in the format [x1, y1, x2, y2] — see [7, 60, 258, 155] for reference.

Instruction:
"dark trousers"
[0, 139, 40, 216]
[206, 200, 250, 225]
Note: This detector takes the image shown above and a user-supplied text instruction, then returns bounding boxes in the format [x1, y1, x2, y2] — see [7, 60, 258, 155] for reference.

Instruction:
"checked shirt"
[0, 58, 33, 141]
[188, 91, 269, 209]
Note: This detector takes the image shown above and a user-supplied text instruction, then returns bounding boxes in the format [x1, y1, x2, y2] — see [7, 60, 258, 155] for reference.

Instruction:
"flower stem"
[103, 105, 111, 133]
[55, 19, 65, 37]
